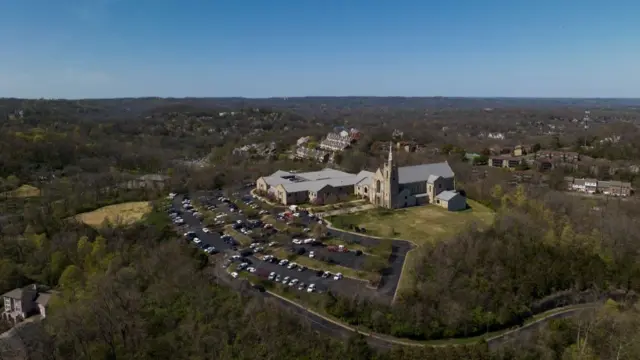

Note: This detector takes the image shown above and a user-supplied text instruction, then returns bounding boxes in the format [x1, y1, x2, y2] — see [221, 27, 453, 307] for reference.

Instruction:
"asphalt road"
[175, 192, 598, 352]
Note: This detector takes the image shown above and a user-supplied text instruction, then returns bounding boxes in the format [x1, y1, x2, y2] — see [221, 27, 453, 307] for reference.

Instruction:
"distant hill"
[2, 96, 640, 120]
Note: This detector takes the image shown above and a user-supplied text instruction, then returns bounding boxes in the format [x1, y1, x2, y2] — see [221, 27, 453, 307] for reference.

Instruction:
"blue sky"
[1, 0, 639, 98]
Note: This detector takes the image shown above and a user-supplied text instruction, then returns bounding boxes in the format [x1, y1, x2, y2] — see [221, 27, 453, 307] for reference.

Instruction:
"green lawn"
[328, 199, 494, 245]
[328, 200, 495, 296]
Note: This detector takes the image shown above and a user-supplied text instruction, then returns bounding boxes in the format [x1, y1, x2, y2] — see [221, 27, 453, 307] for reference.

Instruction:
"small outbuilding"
[434, 190, 467, 211]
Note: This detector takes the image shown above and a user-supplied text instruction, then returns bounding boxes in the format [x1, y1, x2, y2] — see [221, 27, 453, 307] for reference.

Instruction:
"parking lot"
[170, 193, 386, 301]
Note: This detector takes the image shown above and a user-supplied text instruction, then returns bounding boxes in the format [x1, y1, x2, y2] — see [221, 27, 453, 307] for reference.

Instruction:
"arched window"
[375, 180, 381, 193]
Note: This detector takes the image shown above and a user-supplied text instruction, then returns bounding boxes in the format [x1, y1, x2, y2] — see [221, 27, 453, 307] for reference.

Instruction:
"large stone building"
[256, 144, 466, 211]
[353, 144, 466, 210]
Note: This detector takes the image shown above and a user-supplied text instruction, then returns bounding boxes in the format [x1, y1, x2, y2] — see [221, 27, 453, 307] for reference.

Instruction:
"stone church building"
[355, 143, 467, 211]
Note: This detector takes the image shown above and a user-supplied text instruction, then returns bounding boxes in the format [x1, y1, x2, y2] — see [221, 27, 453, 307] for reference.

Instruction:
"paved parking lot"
[172, 194, 386, 302]
[214, 189, 413, 299]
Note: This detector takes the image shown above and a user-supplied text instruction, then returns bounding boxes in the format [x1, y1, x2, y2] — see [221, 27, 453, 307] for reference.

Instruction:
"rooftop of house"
[436, 190, 461, 201]
[1, 284, 55, 306]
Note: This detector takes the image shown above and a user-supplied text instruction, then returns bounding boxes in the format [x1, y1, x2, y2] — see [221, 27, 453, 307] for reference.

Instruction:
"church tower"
[382, 141, 399, 208]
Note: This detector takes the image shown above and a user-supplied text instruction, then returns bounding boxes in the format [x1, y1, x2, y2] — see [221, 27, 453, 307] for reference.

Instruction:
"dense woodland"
[2, 97, 640, 359]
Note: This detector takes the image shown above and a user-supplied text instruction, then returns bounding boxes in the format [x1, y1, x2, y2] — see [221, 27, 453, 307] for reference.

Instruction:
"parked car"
[230, 272, 239, 279]
[307, 284, 316, 293]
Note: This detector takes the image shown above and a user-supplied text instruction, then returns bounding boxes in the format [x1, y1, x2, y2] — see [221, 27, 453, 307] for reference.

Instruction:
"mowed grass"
[328, 199, 494, 245]
[328, 199, 495, 296]
[1, 184, 41, 198]
[75, 201, 152, 227]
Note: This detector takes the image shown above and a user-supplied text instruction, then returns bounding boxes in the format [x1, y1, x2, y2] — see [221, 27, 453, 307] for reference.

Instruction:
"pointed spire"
[388, 141, 393, 162]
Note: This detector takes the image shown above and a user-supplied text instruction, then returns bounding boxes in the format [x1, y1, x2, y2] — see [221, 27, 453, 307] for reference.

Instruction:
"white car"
[230, 272, 239, 279]
[193, 238, 202, 244]
[268, 242, 277, 247]
[287, 262, 297, 270]
[303, 238, 315, 244]
[202, 227, 210, 233]
[278, 259, 289, 266]
[288, 279, 299, 286]
[307, 284, 315, 293]
[268, 272, 276, 280]
[303, 228, 310, 233]
[282, 276, 290, 284]
[292, 239, 303, 245]
[333, 273, 343, 280]
[247, 267, 257, 273]
[308, 251, 315, 258]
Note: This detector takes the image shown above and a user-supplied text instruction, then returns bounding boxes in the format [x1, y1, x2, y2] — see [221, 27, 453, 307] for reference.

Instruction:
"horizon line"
[3, 96, 640, 101]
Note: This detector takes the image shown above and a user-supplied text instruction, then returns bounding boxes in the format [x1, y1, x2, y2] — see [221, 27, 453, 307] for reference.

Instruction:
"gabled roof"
[436, 190, 461, 201]
[398, 162, 454, 184]
[427, 175, 441, 184]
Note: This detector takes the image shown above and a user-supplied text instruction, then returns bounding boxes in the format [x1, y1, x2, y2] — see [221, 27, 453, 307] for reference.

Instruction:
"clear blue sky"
[1, 0, 639, 99]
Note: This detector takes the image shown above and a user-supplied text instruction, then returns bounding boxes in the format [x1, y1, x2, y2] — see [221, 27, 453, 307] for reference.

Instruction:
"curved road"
[177, 193, 600, 351]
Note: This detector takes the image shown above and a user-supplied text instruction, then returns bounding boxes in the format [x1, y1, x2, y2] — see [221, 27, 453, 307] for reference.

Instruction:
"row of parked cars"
[184, 231, 218, 254]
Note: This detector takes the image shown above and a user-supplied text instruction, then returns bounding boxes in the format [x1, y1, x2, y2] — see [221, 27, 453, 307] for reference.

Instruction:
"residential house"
[599, 180, 633, 197]
[489, 156, 522, 169]
[536, 150, 580, 163]
[123, 174, 170, 190]
[535, 159, 554, 171]
[566, 178, 632, 197]
[296, 136, 310, 147]
[295, 147, 330, 163]
[319, 132, 355, 152]
[513, 145, 532, 157]
[2, 284, 54, 324]
[396, 141, 417, 153]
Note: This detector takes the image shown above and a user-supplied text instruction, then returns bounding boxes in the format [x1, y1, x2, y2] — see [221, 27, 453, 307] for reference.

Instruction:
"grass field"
[75, 201, 151, 227]
[1, 184, 41, 198]
[328, 199, 494, 245]
[328, 200, 495, 296]
[223, 225, 253, 246]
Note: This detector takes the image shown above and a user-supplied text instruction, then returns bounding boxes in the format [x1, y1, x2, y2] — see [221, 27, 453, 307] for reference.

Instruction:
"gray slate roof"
[436, 190, 460, 201]
[398, 162, 454, 184]
[263, 168, 362, 193]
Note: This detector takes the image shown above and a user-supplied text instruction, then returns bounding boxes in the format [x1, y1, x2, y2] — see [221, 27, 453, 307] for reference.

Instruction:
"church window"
[375, 180, 381, 193]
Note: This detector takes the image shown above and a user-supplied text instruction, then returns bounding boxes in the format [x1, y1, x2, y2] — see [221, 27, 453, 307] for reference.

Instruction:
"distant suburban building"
[295, 147, 330, 163]
[565, 177, 632, 197]
[489, 156, 523, 169]
[536, 150, 580, 163]
[296, 136, 310, 147]
[257, 143, 465, 211]
[2, 284, 54, 324]
[318, 128, 361, 152]
[512, 145, 532, 157]
[123, 174, 171, 190]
